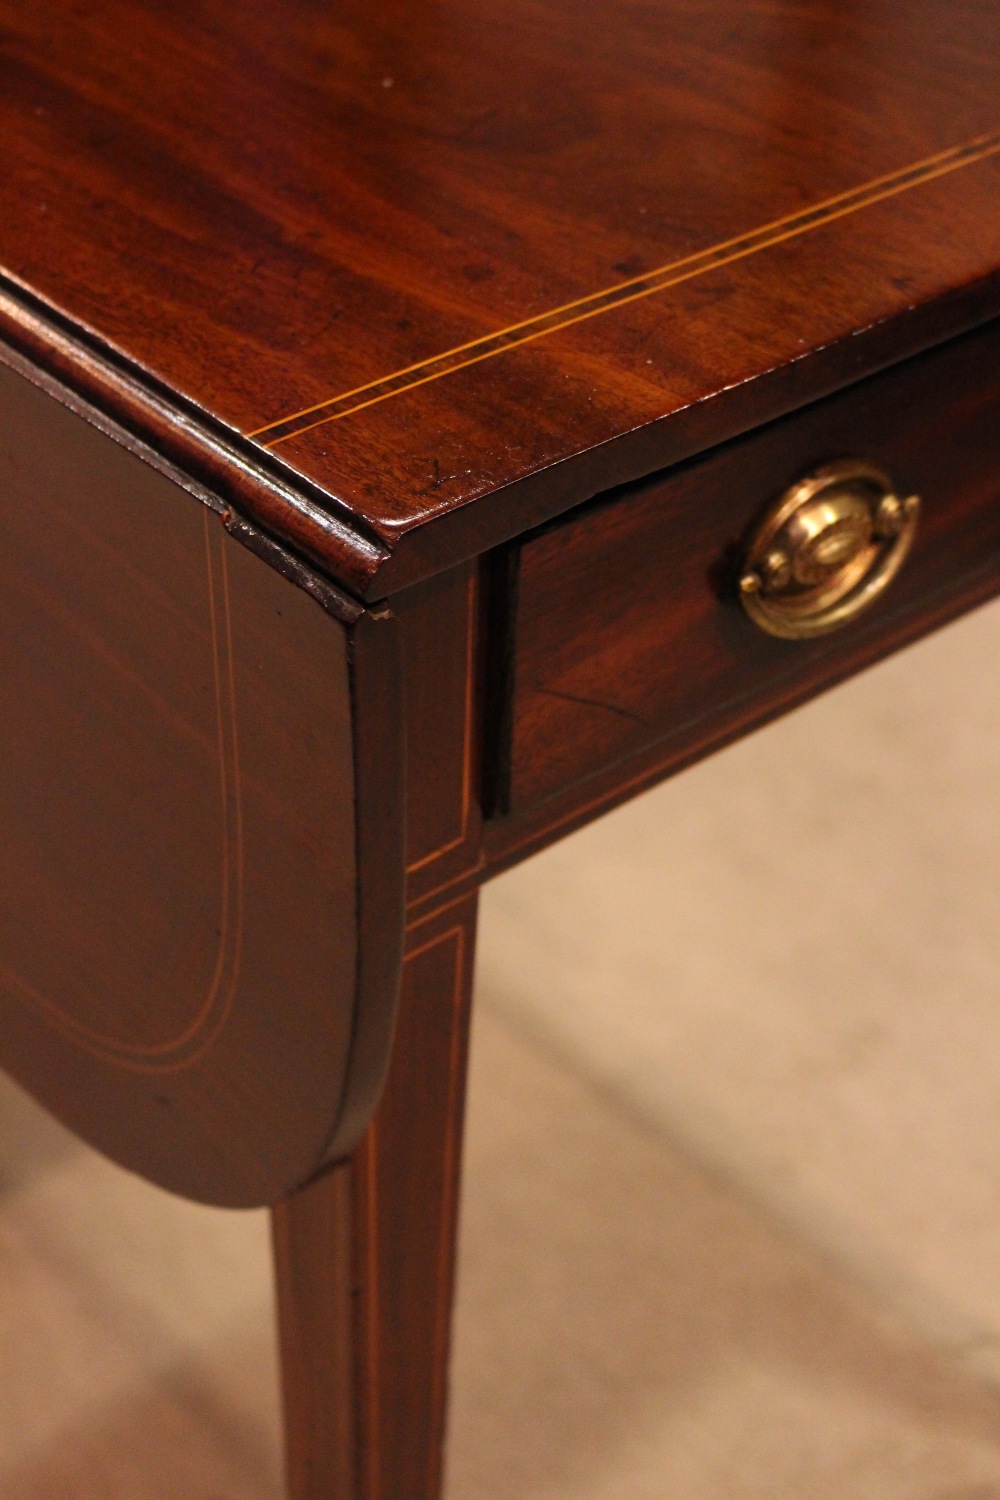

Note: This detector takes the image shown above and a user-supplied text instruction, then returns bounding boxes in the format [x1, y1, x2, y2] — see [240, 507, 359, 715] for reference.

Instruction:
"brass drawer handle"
[738, 460, 920, 639]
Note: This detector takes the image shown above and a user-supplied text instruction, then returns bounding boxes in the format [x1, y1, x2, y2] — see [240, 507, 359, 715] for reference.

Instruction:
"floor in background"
[3, 1006, 1000, 1497]
[478, 593, 1000, 1385]
[3, 596, 1000, 1495]
[448, 1010, 1000, 1500]
[0, 1079, 282, 1500]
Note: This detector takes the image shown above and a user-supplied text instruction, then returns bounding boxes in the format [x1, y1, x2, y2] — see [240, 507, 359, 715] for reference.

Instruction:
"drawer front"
[506, 318, 1000, 814]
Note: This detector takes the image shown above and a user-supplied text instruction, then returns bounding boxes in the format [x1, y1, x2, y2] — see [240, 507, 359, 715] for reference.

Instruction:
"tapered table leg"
[272, 895, 479, 1500]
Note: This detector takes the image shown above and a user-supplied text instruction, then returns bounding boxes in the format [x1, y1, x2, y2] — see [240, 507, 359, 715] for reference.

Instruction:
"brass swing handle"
[738, 461, 920, 640]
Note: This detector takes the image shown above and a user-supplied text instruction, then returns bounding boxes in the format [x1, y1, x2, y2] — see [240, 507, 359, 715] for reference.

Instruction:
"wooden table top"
[0, 0, 998, 597]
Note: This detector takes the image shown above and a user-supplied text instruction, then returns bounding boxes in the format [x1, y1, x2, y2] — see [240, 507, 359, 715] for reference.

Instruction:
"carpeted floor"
[3, 596, 1000, 1497]
[477, 590, 1000, 1388]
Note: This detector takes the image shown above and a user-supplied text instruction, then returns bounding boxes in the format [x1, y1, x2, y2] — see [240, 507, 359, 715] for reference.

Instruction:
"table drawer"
[505, 317, 1000, 814]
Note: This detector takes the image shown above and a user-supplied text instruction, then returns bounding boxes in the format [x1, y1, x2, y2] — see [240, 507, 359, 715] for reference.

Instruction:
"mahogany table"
[1, 2, 999, 1494]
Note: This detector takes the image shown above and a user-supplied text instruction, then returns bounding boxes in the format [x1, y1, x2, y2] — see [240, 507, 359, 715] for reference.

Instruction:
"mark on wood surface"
[249, 129, 1000, 447]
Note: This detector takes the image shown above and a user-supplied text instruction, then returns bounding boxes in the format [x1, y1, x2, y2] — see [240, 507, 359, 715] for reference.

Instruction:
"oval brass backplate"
[739, 460, 920, 639]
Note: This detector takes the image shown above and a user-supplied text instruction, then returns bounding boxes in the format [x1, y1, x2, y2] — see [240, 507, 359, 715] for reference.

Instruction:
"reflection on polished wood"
[0, 0, 999, 591]
[0, 0, 998, 1495]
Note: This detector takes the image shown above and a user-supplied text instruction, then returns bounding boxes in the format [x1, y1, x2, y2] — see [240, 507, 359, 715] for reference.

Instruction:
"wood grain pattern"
[2, 7, 999, 1488]
[504, 316, 1000, 812]
[396, 563, 482, 907]
[253, 132, 1000, 448]
[272, 896, 479, 1500]
[0, 355, 405, 1207]
[0, 2, 998, 594]
[272, 1165, 357, 1499]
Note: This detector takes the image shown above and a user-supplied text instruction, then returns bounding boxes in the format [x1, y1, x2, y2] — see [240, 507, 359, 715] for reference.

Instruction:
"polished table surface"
[0, 0, 998, 593]
[0, 3, 999, 1497]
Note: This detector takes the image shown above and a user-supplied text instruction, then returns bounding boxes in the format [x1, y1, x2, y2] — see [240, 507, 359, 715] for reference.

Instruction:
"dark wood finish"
[0, 353, 405, 1207]
[272, 895, 479, 1500]
[2, 3, 1000, 1495]
[396, 563, 482, 907]
[483, 559, 1000, 881]
[313, 599, 408, 1170]
[272, 1167, 357, 1499]
[505, 316, 1000, 813]
[0, 3, 999, 593]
